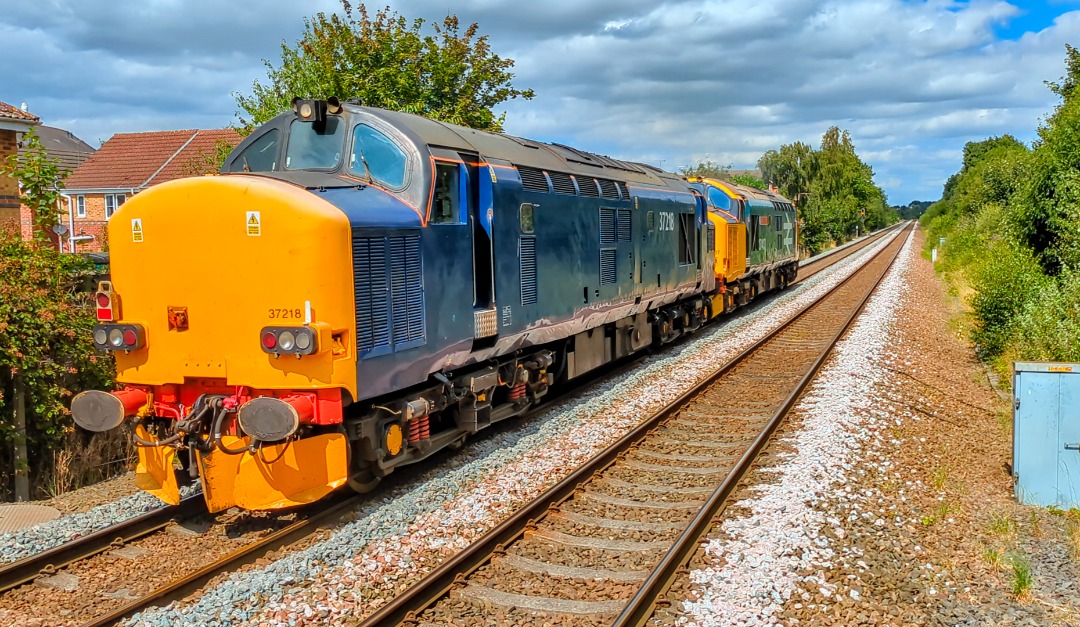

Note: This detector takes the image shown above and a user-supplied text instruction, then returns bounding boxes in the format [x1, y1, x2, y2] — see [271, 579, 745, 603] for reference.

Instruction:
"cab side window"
[431, 163, 459, 224]
[229, 129, 280, 172]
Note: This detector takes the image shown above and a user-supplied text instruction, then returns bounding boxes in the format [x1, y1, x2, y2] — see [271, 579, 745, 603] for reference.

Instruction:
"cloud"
[0, 0, 1077, 203]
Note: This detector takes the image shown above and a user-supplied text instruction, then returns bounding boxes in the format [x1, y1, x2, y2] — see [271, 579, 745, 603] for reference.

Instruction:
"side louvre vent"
[616, 181, 630, 200]
[354, 237, 390, 351]
[389, 236, 424, 345]
[548, 171, 576, 195]
[517, 166, 549, 192]
[354, 233, 425, 356]
[598, 179, 619, 200]
[577, 177, 600, 197]
[520, 237, 537, 305]
[617, 209, 632, 242]
[599, 208, 616, 245]
[600, 249, 617, 285]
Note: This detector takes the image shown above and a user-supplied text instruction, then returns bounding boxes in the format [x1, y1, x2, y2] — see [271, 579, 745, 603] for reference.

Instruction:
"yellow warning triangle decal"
[248, 214, 259, 224]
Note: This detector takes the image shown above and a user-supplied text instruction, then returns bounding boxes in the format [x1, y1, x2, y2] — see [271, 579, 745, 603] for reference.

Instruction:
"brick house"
[0, 100, 41, 232]
[62, 129, 242, 252]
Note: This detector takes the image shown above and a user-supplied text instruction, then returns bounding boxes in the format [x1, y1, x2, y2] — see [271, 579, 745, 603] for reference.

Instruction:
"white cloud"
[0, 0, 1077, 202]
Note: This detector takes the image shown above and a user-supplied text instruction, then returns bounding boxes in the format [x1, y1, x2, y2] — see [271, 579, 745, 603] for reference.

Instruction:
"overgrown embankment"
[922, 44, 1080, 379]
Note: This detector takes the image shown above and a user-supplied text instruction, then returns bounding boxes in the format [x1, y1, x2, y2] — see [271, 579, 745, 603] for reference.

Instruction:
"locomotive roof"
[357, 105, 681, 188]
[728, 182, 795, 207]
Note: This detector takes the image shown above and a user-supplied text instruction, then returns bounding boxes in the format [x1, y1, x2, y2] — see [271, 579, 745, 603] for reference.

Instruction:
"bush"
[1011, 270, 1080, 362]
[0, 227, 116, 498]
[969, 240, 1048, 359]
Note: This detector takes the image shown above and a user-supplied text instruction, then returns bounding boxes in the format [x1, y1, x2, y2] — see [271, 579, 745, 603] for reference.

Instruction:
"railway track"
[359, 223, 912, 626]
[0, 224, 902, 626]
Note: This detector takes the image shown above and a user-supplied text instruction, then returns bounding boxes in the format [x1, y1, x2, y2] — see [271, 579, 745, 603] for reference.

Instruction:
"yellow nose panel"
[134, 425, 181, 506]
[233, 433, 349, 510]
[107, 176, 357, 400]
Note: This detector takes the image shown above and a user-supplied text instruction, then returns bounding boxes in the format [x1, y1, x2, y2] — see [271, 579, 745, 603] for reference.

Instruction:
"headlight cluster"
[260, 326, 318, 356]
[92, 324, 145, 351]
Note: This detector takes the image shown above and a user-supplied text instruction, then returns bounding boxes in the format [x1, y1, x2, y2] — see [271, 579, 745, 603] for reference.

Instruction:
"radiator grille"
[517, 166, 549, 192]
[548, 171, 576, 195]
[599, 208, 616, 245]
[353, 233, 424, 355]
[600, 249, 617, 285]
[576, 176, 600, 197]
[520, 237, 537, 305]
[598, 179, 619, 200]
[616, 181, 630, 200]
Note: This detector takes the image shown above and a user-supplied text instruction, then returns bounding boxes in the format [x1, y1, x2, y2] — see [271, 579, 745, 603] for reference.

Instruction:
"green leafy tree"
[730, 173, 766, 189]
[758, 141, 817, 201]
[1019, 44, 1080, 275]
[236, 2, 534, 131]
[3, 129, 66, 239]
[0, 144, 114, 497]
[679, 159, 731, 179]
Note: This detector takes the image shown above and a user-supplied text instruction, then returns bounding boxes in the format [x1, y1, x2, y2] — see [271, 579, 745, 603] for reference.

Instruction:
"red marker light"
[262, 332, 277, 350]
[96, 293, 111, 308]
[122, 329, 138, 346]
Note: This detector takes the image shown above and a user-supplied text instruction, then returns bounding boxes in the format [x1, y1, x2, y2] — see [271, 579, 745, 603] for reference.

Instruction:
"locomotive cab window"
[520, 203, 535, 233]
[431, 163, 459, 224]
[229, 129, 280, 172]
[286, 117, 344, 170]
[707, 187, 730, 213]
[351, 125, 408, 189]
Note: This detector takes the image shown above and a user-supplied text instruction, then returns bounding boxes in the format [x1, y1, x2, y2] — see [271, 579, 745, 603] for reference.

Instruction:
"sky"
[1, 0, 1078, 205]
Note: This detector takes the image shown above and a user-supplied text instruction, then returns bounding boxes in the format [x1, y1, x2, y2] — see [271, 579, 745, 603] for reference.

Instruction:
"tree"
[0, 142, 114, 498]
[2, 129, 67, 243]
[679, 159, 731, 179]
[1019, 44, 1080, 275]
[235, 2, 534, 131]
[758, 141, 817, 201]
[730, 173, 766, 189]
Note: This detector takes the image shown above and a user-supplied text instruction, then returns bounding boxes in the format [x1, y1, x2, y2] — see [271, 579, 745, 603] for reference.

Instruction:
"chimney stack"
[20, 102, 27, 112]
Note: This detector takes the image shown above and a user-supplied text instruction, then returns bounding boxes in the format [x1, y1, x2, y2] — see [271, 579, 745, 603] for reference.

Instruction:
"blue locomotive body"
[217, 102, 723, 487]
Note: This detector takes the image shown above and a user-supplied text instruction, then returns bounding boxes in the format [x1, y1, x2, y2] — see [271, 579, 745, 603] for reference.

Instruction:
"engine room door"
[473, 162, 495, 309]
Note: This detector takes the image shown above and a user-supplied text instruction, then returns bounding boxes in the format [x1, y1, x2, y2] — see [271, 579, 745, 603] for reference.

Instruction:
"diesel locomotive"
[71, 99, 798, 511]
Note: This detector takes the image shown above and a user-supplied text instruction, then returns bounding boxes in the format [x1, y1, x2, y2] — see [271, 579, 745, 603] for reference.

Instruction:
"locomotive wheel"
[348, 465, 382, 493]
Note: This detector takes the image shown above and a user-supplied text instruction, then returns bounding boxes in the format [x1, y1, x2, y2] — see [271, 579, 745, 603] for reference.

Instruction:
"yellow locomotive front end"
[73, 175, 357, 512]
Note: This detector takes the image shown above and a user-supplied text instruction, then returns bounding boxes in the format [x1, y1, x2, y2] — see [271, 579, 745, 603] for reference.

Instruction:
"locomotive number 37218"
[268, 308, 303, 319]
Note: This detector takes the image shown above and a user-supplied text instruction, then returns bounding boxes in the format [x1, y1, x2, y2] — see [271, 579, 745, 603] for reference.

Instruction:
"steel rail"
[796, 221, 906, 283]
[0, 494, 204, 594]
[81, 493, 366, 627]
[358, 223, 912, 627]
[612, 222, 912, 626]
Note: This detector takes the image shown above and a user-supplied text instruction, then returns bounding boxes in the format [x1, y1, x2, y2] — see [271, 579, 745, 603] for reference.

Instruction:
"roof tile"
[64, 129, 242, 190]
[0, 100, 39, 122]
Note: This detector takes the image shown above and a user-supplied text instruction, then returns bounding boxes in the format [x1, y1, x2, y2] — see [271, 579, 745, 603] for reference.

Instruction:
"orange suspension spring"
[407, 415, 430, 442]
[509, 382, 527, 401]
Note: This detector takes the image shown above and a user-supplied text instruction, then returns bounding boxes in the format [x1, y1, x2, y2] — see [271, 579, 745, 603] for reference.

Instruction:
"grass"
[982, 545, 1006, 569]
[1065, 517, 1080, 559]
[931, 465, 949, 491]
[1007, 552, 1034, 601]
[987, 511, 1018, 537]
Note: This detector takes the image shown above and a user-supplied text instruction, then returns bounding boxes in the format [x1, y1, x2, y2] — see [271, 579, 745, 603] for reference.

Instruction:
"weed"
[982, 545, 1005, 569]
[931, 466, 949, 491]
[987, 511, 1017, 536]
[936, 501, 953, 521]
[1029, 511, 1043, 538]
[1065, 518, 1080, 559]
[921, 514, 937, 526]
[1007, 552, 1034, 601]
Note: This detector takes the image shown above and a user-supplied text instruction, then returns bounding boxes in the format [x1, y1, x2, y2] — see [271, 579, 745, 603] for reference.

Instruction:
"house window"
[76, 195, 85, 218]
[105, 194, 126, 219]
